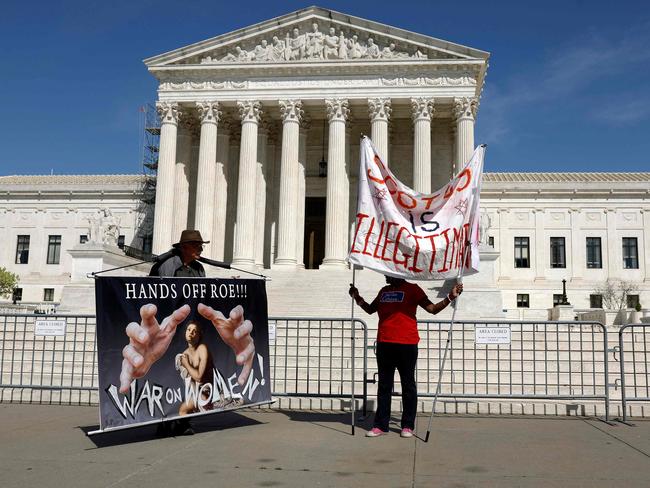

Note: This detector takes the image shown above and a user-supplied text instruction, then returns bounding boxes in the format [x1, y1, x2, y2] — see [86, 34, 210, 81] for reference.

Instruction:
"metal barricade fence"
[0, 314, 368, 411]
[268, 317, 368, 413]
[618, 324, 650, 422]
[0, 314, 98, 404]
[414, 320, 610, 420]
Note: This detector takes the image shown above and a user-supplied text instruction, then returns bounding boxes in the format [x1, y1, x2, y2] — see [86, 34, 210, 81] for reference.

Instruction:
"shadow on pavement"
[278, 409, 371, 436]
[80, 410, 264, 448]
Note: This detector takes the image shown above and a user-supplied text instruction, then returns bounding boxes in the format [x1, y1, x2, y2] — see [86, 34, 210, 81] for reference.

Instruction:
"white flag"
[348, 137, 485, 280]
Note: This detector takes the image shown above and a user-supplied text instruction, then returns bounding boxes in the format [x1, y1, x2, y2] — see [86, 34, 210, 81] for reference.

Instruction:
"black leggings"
[373, 342, 418, 431]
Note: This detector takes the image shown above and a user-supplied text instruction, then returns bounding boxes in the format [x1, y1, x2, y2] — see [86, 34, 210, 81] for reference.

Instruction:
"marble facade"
[0, 7, 648, 320]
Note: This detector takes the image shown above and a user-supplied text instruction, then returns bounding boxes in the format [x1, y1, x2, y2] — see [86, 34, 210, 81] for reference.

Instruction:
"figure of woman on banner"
[176, 321, 217, 417]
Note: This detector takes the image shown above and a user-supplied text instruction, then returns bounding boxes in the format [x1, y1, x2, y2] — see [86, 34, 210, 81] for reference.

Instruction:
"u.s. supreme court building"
[1, 6, 649, 323]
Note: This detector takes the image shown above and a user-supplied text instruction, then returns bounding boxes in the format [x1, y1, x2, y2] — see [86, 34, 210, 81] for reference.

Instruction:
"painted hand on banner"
[197, 303, 255, 386]
[119, 304, 191, 393]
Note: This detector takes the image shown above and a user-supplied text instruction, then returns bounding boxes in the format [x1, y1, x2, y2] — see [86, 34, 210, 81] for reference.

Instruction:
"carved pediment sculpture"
[199, 21, 431, 65]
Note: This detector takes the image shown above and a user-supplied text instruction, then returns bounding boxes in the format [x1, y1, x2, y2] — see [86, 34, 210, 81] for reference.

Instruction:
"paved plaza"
[0, 404, 649, 487]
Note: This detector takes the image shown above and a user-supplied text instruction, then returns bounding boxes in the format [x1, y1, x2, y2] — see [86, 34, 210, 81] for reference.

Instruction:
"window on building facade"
[516, 294, 529, 308]
[586, 237, 602, 268]
[553, 294, 564, 306]
[43, 288, 55, 302]
[550, 237, 566, 268]
[627, 295, 640, 309]
[79, 235, 88, 244]
[590, 294, 603, 308]
[514, 237, 530, 268]
[47, 235, 62, 265]
[622, 237, 639, 269]
[488, 236, 494, 248]
[12, 288, 22, 302]
[15, 235, 30, 264]
[118, 235, 125, 249]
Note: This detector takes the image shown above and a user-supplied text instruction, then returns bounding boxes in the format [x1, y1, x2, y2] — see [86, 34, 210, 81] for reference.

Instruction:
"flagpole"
[348, 132, 365, 436]
[424, 144, 486, 443]
[350, 265, 357, 436]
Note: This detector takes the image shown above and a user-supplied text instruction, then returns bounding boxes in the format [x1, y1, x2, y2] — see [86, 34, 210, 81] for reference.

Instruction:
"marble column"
[569, 208, 583, 281]
[453, 97, 478, 168]
[533, 208, 546, 281]
[321, 98, 350, 268]
[254, 122, 269, 268]
[172, 120, 194, 240]
[194, 102, 221, 256]
[275, 100, 303, 267]
[232, 100, 262, 267]
[411, 97, 434, 193]
[295, 118, 310, 268]
[153, 102, 181, 255]
[368, 98, 391, 164]
[211, 125, 230, 261]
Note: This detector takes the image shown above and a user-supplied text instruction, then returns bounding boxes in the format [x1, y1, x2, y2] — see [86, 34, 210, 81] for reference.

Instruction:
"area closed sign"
[475, 326, 511, 344]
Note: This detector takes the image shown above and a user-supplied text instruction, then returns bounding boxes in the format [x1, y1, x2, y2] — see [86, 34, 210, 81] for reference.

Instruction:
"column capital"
[368, 98, 392, 122]
[237, 100, 263, 124]
[410, 97, 434, 122]
[325, 98, 350, 122]
[279, 99, 304, 123]
[196, 101, 221, 125]
[453, 96, 478, 121]
[156, 101, 182, 125]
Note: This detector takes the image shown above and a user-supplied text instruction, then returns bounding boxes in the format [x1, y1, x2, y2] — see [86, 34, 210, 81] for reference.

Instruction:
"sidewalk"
[0, 404, 649, 487]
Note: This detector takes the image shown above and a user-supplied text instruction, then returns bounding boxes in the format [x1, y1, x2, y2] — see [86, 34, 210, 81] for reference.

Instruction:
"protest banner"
[349, 137, 485, 280]
[95, 276, 272, 432]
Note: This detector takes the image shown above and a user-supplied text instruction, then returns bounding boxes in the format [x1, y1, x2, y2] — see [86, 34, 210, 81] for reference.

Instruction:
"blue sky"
[1, 0, 648, 175]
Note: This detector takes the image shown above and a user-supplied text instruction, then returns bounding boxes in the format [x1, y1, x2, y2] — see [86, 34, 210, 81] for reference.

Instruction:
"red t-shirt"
[371, 282, 427, 344]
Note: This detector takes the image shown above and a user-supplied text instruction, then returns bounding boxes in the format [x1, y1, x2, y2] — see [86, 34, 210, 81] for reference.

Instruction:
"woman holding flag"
[349, 277, 463, 437]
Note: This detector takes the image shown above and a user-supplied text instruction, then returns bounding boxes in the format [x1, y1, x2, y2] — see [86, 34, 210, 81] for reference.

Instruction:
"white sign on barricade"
[35, 319, 67, 337]
[475, 326, 511, 344]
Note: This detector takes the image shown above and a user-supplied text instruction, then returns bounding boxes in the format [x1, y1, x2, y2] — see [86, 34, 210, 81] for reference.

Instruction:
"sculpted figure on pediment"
[252, 39, 272, 61]
[365, 38, 381, 59]
[347, 34, 363, 59]
[234, 46, 251, 62]
[288, 28, 306, 60]
[271, 35, 287, 61]
[305, 22, 324, 59]
[337, 30, 348, 59]
[381, 42, 409, 59]
[323, 27, 340, 59]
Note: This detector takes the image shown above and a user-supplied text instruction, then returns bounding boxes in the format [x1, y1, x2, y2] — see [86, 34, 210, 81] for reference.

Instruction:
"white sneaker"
[366, 427, 386, 437]
[400, 428, 414, 438]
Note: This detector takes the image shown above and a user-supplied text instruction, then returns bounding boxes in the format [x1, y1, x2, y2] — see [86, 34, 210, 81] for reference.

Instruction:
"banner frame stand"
[87, 399, 276, 436]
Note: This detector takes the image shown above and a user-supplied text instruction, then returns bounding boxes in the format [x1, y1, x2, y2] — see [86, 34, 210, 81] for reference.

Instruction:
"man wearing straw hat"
[149, 229, 210, 278]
